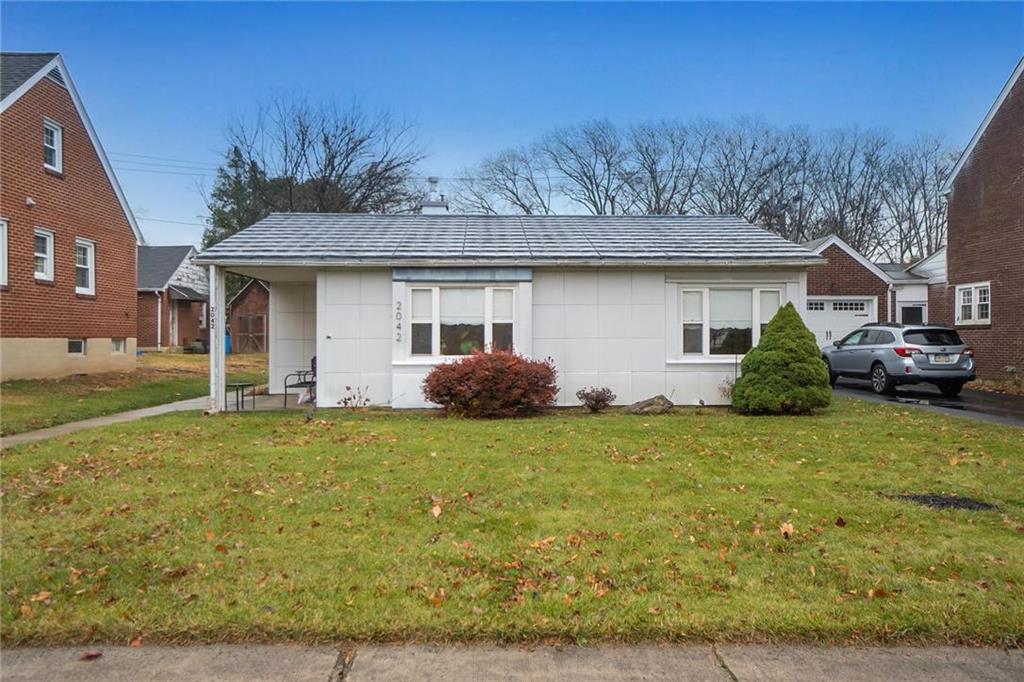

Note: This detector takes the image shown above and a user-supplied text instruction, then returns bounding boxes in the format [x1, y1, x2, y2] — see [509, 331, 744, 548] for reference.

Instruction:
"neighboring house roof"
[168, 285, 207, 301]
[906, 245, 948, 282]
[803, 234, 926, 285]
[138, 245, 196, 290]
[0, 52, 59, 99]
[942, 56, 1024, 194]
[227, 278, 269, 309]
[194, 214, 822, 266]
[876, 263, 924, 281]
[0, 52, 145, 244]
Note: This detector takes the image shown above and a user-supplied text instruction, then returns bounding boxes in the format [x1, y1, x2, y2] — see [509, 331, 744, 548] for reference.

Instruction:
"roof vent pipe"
[418, 177, 449, 215]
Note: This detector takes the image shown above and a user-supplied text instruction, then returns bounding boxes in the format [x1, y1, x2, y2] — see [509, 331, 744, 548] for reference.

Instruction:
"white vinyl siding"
[955, 282, 991, 325]
[43, 118, 63, 172]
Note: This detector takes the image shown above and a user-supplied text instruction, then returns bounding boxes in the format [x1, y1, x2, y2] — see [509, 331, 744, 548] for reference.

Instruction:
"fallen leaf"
[835, 517, 846, 527]
[431, 505, 442, 518]
[428, 588, 445, 607]
[214, 544, 228, 554]
[205, 530, 216, 541]
[129, 637, 142, 648]
[19, 604, 31, 617]
[29, 591, 51, 604]
[780, 522, 795, 540]
[79, 650, 103, 661]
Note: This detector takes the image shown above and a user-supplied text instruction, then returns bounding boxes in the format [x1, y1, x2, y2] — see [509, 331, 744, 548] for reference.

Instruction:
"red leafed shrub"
[422, 350, 559, 418]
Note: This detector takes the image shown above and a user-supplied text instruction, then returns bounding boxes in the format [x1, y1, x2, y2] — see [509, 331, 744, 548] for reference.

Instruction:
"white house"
[194, 214, 824, 411]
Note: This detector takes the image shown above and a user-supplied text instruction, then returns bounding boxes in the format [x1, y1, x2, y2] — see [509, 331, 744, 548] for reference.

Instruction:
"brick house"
[0, 53, 144, 380]
[801, 234, 931, 346]
[228, 279, 269, 353]
[137, 245, 209, 350]
[934, 57, 1024, 380]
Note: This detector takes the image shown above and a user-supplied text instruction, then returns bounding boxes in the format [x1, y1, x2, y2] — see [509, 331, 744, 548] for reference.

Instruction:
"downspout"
[155, 291, 162, 351]
[888, 284, 895, 323]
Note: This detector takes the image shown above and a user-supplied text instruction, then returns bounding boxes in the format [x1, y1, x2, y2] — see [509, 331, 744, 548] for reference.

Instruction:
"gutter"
[192, 257, 827, 269]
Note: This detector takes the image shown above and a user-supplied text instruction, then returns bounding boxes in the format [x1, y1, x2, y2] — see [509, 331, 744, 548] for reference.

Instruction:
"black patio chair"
[283, 356, 316, 408]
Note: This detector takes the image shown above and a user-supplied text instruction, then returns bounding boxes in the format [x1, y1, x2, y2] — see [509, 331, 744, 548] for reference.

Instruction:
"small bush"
[422, 350, 559, 418]
[576, 386, 616, 413]
[731, 302, 831, 415]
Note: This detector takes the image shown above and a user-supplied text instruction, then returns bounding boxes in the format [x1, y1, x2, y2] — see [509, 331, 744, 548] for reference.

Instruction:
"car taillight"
[963, 348, 975, 357]
[893, 346, 923, 357]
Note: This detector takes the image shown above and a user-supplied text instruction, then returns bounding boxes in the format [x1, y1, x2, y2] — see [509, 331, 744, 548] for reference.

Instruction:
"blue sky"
[3, 2, 1022, 245]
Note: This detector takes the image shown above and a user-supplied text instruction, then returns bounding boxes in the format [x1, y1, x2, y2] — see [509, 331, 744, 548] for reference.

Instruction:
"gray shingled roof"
[1, 52, 59, 100]
[138, 245, 195, 289]
[195, 214, 820, 266]
[877, 263, 925, 281]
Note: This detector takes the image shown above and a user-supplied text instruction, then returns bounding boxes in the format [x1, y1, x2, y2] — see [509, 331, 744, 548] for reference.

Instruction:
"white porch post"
[208, 265, 227, 412]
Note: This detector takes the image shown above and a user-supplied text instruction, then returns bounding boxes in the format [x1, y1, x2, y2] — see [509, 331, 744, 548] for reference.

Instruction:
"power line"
[137, 216, 208, 227]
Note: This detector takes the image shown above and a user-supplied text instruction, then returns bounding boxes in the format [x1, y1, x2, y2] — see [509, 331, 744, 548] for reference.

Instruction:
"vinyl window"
[111, 338, 126, 354]
[0, 218, 8, 287]
[678, 286, 782, 357]
[408, 285, 515, 357]
[34, 229, 54, 280]
[955, 282, 991, 325]
[43, 118, 63, 172]
[75, 238, 95, 295]
[67, 338, 85, 355]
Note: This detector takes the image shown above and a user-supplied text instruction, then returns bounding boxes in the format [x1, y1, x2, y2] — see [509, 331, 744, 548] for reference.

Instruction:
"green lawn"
[2, 398, 1022, 646]
[0, 353, 267, 436]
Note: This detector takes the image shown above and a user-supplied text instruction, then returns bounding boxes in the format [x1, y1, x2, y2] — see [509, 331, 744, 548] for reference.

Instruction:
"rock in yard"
[625, 395, 674, 415]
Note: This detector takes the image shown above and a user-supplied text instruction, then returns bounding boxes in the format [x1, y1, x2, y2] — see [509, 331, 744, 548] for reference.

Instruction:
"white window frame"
[34, 228, 54, 281]
[406, 285, 516, 358]
[0, 218, 8, 287]
[199, 303, 208, 330]
[111, 338, 126, 354]
[955, 282, 991, 325]
[67, 338, 86, 355]
[676, 285, 783, 359]
[75, 238, 95, 295]
[43, 118, 63, 173]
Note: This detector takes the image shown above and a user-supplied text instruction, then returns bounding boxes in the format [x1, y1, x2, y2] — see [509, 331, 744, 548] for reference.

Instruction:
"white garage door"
[803, 298, 876, 347]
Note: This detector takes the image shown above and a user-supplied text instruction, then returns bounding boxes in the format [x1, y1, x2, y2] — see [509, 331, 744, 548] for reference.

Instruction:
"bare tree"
[879, 137, 954, 262]
[690, 120, 785, 221]
[214, 97, 423, 222]
[540, 120, 629, 214]
[621, 121, 710, 214]
[810, 127, 891, 256]
[452, 146, 554, 215]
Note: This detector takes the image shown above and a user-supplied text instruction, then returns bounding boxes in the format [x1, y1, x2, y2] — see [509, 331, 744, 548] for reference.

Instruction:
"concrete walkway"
[2, 644, 1021, 681]
[0, 396, 208, 450]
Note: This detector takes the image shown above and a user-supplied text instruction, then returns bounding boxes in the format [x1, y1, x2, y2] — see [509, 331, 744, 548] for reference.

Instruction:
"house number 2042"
[394, 300, 402, 343]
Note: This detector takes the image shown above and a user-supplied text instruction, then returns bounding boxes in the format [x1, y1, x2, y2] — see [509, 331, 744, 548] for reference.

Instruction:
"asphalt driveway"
[834, 379, 1024, 427]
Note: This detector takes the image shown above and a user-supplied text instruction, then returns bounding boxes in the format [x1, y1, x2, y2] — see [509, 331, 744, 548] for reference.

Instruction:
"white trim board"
[942, 56, 1024, 195]
[0, 55, 145, 245]
[805, 234, 896, 285]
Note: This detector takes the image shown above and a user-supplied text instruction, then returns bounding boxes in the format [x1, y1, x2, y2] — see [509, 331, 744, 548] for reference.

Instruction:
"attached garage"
[803, 296, 876, 346]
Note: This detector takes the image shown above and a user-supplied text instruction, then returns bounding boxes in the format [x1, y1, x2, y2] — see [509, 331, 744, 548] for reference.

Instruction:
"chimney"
[418, 176, 449, 215]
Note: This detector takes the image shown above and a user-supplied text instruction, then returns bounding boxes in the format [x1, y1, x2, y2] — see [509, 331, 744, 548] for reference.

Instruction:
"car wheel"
[870, 363, 895, 395]
[938, 382, 964, 397]
[824, 358, 838, 386]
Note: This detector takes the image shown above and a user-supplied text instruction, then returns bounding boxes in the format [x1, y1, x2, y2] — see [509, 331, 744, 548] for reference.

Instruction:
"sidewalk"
[2, 644, 1021, 681]
[0, 396, 208, 450]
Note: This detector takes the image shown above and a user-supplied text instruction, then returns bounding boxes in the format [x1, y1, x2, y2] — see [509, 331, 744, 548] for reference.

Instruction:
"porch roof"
[194, 214, 823, 267]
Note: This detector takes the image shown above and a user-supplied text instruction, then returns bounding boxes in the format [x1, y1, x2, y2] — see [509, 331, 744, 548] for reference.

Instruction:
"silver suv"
[822, 324, 976, 397]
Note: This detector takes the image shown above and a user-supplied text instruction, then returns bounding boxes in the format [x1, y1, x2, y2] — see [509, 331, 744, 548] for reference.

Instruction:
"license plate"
[931, 354, 953, 364]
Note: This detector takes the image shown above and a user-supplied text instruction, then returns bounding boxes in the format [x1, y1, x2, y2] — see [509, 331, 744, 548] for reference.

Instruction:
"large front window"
[679, 286, 782, 357]
[409, 286, 515, 357]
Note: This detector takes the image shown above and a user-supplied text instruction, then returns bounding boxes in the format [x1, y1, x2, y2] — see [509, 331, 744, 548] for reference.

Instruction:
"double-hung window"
[678, 286, 782, 357]
[34, 229, 54, 281]
[408, 286, 515, 357]
[43, 118, 63, 172]
[75, 238, 95, 295]
[955, 282, 991, 325]
[0, 218, 8, 287]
